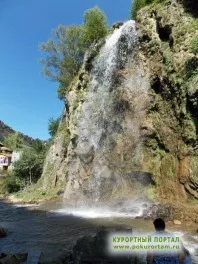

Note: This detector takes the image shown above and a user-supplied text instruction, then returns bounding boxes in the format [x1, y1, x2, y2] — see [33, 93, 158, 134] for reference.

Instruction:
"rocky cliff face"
[137, 0, 198, 201]
[40, 0, 198, 211]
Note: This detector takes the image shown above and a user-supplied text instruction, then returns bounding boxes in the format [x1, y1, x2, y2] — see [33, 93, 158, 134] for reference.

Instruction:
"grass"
[15, 184, 62, 203]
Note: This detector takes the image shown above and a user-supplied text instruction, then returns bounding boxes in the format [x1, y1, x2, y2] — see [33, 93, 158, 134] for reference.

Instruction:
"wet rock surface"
[72, 228, 145, 264]
[0, 253, 27, 264]
[0, 227, 7, 238]
[142, 203, 173, 221]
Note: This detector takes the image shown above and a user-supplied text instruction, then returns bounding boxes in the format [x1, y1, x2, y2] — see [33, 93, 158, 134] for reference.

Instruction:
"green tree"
[31, 139, 47, 154]
[48, 117, 60, 137]
[13, 148, 44, 185]
[131, 0, 146, 18]
[40, 25, 85, 99]
[4, 132, 23, 150]
[82, 6, 108, 45]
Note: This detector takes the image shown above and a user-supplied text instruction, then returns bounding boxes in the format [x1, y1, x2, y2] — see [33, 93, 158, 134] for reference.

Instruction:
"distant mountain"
[0, 120, 35, 145]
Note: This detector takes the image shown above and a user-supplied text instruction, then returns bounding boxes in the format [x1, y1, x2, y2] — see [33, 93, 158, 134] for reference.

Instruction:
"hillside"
[0, 120, 35, 145]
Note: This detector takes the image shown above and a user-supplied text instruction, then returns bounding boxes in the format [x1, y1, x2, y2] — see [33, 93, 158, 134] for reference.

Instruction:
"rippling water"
[0, 199, 197, 263]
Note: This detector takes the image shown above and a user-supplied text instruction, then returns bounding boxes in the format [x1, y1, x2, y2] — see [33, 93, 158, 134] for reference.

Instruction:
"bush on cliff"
[190, 35, 198, 54]
[48, 117, 60, 137]
[82, 6, 108, 45]
[131, 0, 165, 19]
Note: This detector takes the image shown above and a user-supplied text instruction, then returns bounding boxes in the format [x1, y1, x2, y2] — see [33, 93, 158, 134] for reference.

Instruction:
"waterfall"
[76, 21, 137, 152]
[65, 20, 150, 205]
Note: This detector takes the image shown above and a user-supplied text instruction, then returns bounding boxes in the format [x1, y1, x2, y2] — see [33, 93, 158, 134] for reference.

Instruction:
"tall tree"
[13, 148, 44, 185]
[40, 25, 85, 99]
[82, 6, 108, 45]
[4, 133, 23, 150]
[131, 0, 146, 18]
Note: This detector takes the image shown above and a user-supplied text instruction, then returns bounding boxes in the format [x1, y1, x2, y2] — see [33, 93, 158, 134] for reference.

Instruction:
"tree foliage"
[40, 7, 108, 100]
[131, 0, 147, 19]
[4, 133, 24, 150]
[1, 174, 21, 194]
[13, 148, 45, 185]
[31, 139, 47, 154]
[40, 25, 85, 100]
[48, 117, 60, 137]
[82, 6, 108, 45]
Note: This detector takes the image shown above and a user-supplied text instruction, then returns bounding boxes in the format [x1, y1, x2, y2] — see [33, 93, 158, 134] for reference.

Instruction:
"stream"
[0, 199, 197, 263]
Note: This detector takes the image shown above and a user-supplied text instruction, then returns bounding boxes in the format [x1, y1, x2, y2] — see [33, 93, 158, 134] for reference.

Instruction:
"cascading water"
[62, 20, 151, 216]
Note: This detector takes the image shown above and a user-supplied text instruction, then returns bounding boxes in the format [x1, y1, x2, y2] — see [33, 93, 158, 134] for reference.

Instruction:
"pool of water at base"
[0, 199, 197, 263]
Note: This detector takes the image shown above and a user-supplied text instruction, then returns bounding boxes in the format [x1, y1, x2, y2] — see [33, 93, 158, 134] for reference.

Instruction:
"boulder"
[72, 227, 145, 264]
[112, 21, 124, 29]
[143, 203, 173, 221]
[0, 226, 7, 238]
[14, 253, 28, 262]
[38, 250, 71, 264]
[0, 255, 20, 264]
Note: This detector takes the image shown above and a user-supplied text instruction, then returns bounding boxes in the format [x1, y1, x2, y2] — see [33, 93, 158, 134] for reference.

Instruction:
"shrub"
[131, 0, 146, 19]
[185, 57, 198, 78]
[190, 35, 198, 54]
[131, 0, 166, 19]
[1, 175, 21, 194]
[48, 117, 61, 137]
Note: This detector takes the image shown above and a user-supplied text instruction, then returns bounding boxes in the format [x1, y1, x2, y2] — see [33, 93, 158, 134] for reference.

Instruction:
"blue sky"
[0, 0, 131, 140]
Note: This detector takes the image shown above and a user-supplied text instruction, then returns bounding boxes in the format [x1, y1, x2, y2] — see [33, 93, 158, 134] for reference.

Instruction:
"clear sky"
[0, 0, 131, 140]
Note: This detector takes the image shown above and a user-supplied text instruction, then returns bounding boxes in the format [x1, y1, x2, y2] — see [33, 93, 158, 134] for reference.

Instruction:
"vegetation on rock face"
[136, 0, 198, 202]
[190, 35, 198, 54]
[40, 6, 108, 100]
[48, 117, 61, 137]
[131, 0, 166, 18]
[131, 0, 198, 19]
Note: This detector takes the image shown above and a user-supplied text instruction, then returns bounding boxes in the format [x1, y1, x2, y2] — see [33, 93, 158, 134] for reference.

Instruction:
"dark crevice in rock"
[113, 100, 130, 113]
[169, 35, 174, 49]
[71, 136, 78, 148]
[180, 0, 198, 17]
[156, 18, 173, 48]
[151, 76, 163, 94]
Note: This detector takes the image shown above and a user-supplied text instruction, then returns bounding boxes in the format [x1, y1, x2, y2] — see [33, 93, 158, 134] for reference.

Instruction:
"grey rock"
[0, 226, 7, 238]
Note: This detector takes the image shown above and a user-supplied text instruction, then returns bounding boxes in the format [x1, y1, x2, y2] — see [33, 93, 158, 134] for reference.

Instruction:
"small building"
[0, 153, 12, 171]
[0, 143, 13, 172]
